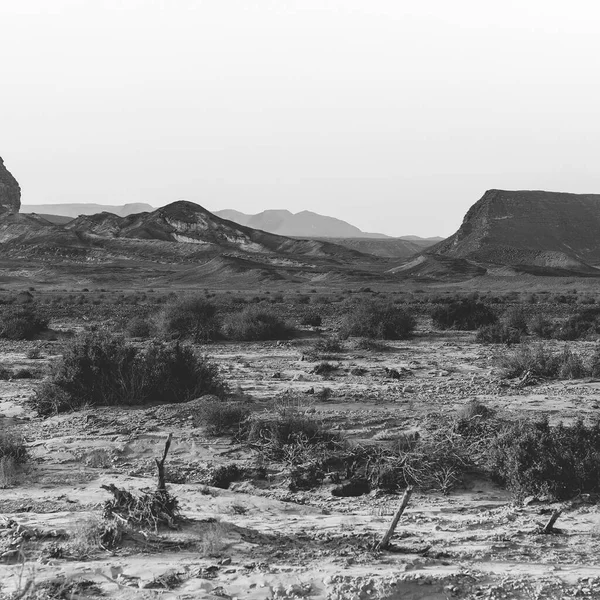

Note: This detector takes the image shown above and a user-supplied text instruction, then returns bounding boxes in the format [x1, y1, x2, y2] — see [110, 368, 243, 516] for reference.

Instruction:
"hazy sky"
[3, 1, 600, 236]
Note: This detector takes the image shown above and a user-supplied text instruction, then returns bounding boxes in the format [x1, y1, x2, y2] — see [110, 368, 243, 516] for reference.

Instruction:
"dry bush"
[32, 333, 226, 415]
[486, 418, 600, 500]
[201, 522, 229, 557]
[0, 427, 27, 487]
[244, 408, 343, 464]
[0, 305, 49, 340]
[68, 516, 104, 558]
[431, 298, 497, 331]
[102, 483, 180, 532]
[476, 323, 522, 345]
[339, 300, 415, 340]
[195, 400, 250, 436]
[300, 310, 322, 327]
[222, 306, 293, 341]
[159, 297, 220, 343]
[500, 343, 597, 380]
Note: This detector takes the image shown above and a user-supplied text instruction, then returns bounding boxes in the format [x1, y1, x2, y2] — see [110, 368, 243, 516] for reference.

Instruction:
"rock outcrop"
[0, 156, 21, 214]
[427, 189, 600, 274]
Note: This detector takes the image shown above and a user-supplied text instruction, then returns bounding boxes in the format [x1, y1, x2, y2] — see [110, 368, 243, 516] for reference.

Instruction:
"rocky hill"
[423, 189, 600, 275]
[0, 156, 21, 213]
[1, 197, 386, 285]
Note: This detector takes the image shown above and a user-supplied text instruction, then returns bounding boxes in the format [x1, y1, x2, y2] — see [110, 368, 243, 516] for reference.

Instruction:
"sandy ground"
[3, 334, 600, 599]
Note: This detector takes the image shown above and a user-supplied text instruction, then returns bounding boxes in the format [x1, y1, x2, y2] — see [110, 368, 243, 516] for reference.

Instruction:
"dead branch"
[542, 508, 562, 534]
[155, 433, 173, 492]
[376, 485, 413, 551]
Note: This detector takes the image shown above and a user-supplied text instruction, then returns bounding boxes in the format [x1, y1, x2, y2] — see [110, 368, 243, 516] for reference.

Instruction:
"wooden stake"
[155, 433, 173, 492]
[542, 508, 562, 534]
[376, 485, 413, 551]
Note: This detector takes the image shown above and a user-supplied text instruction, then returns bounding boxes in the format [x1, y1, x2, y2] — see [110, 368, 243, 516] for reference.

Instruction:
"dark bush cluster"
[500, 343, 599, 380]
[0, 305, 49, 340]
[33, 334, 226, 415]
[487, 418, 600, 500]
[431, 298, 497, 330]
[222, 306, 292, 341]
[340, 300, 415, 340]
[476, 323, 522, 345]
[160, 298, 220, 343]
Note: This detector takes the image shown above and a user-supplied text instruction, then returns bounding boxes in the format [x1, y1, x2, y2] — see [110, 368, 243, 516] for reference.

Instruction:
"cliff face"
[431, 189, 600, 272]
[0, 157, 21, 214]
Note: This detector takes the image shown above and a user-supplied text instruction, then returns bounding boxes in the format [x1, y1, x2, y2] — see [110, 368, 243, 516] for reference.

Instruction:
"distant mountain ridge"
[215, 208, 389, 238]
[21, 203, 154, 218]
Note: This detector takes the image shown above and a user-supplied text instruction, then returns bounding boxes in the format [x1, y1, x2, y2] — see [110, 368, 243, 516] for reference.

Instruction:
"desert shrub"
[354, 337, 388, 351]
[339, 300, 415, 340]
[487, 418, 600, 500]
[476, 323, 521, 345]
[26, 347, 42, 360]
[500, 344, 562, 379]
[126, 317, 155, 339]
[557, 347, 588, 379]
[502, 307, 528, 333]
[195, 400, 250, 436]
[457, 399, 495, 420]
[0, 305, 49, 340]
[312, 336, 344, 354]
[289, 462, 325, 491]
[347, 431, 473, 494]
[12, 368, 39, 379]
[0, 428, 27, 465]
[209, 464, 245, 489]
[529, 314, 556, 339]
[300, 310, 322, 327]
[244, 409, 342, 463]
[312, 361, 338, 375]
[431, 299, 497, 330]
[222, 306, 292, 341]
[0, 428, 27, 487]
[32, 334, 226, 415]
[556, 308, 600, 341]
[500, 343, 597, 380]
[160, 297, 220, 343]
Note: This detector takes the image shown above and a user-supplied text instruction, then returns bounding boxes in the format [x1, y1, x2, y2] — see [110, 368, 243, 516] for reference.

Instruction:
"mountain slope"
[426, 189, 600, 275]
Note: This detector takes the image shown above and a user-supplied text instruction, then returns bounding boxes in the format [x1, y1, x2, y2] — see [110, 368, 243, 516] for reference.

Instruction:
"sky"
[3, 0, 600, 237]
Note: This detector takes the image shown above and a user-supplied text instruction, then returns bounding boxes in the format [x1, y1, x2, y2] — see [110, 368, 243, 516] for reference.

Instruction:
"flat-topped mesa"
[0, 157, 21, 214]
